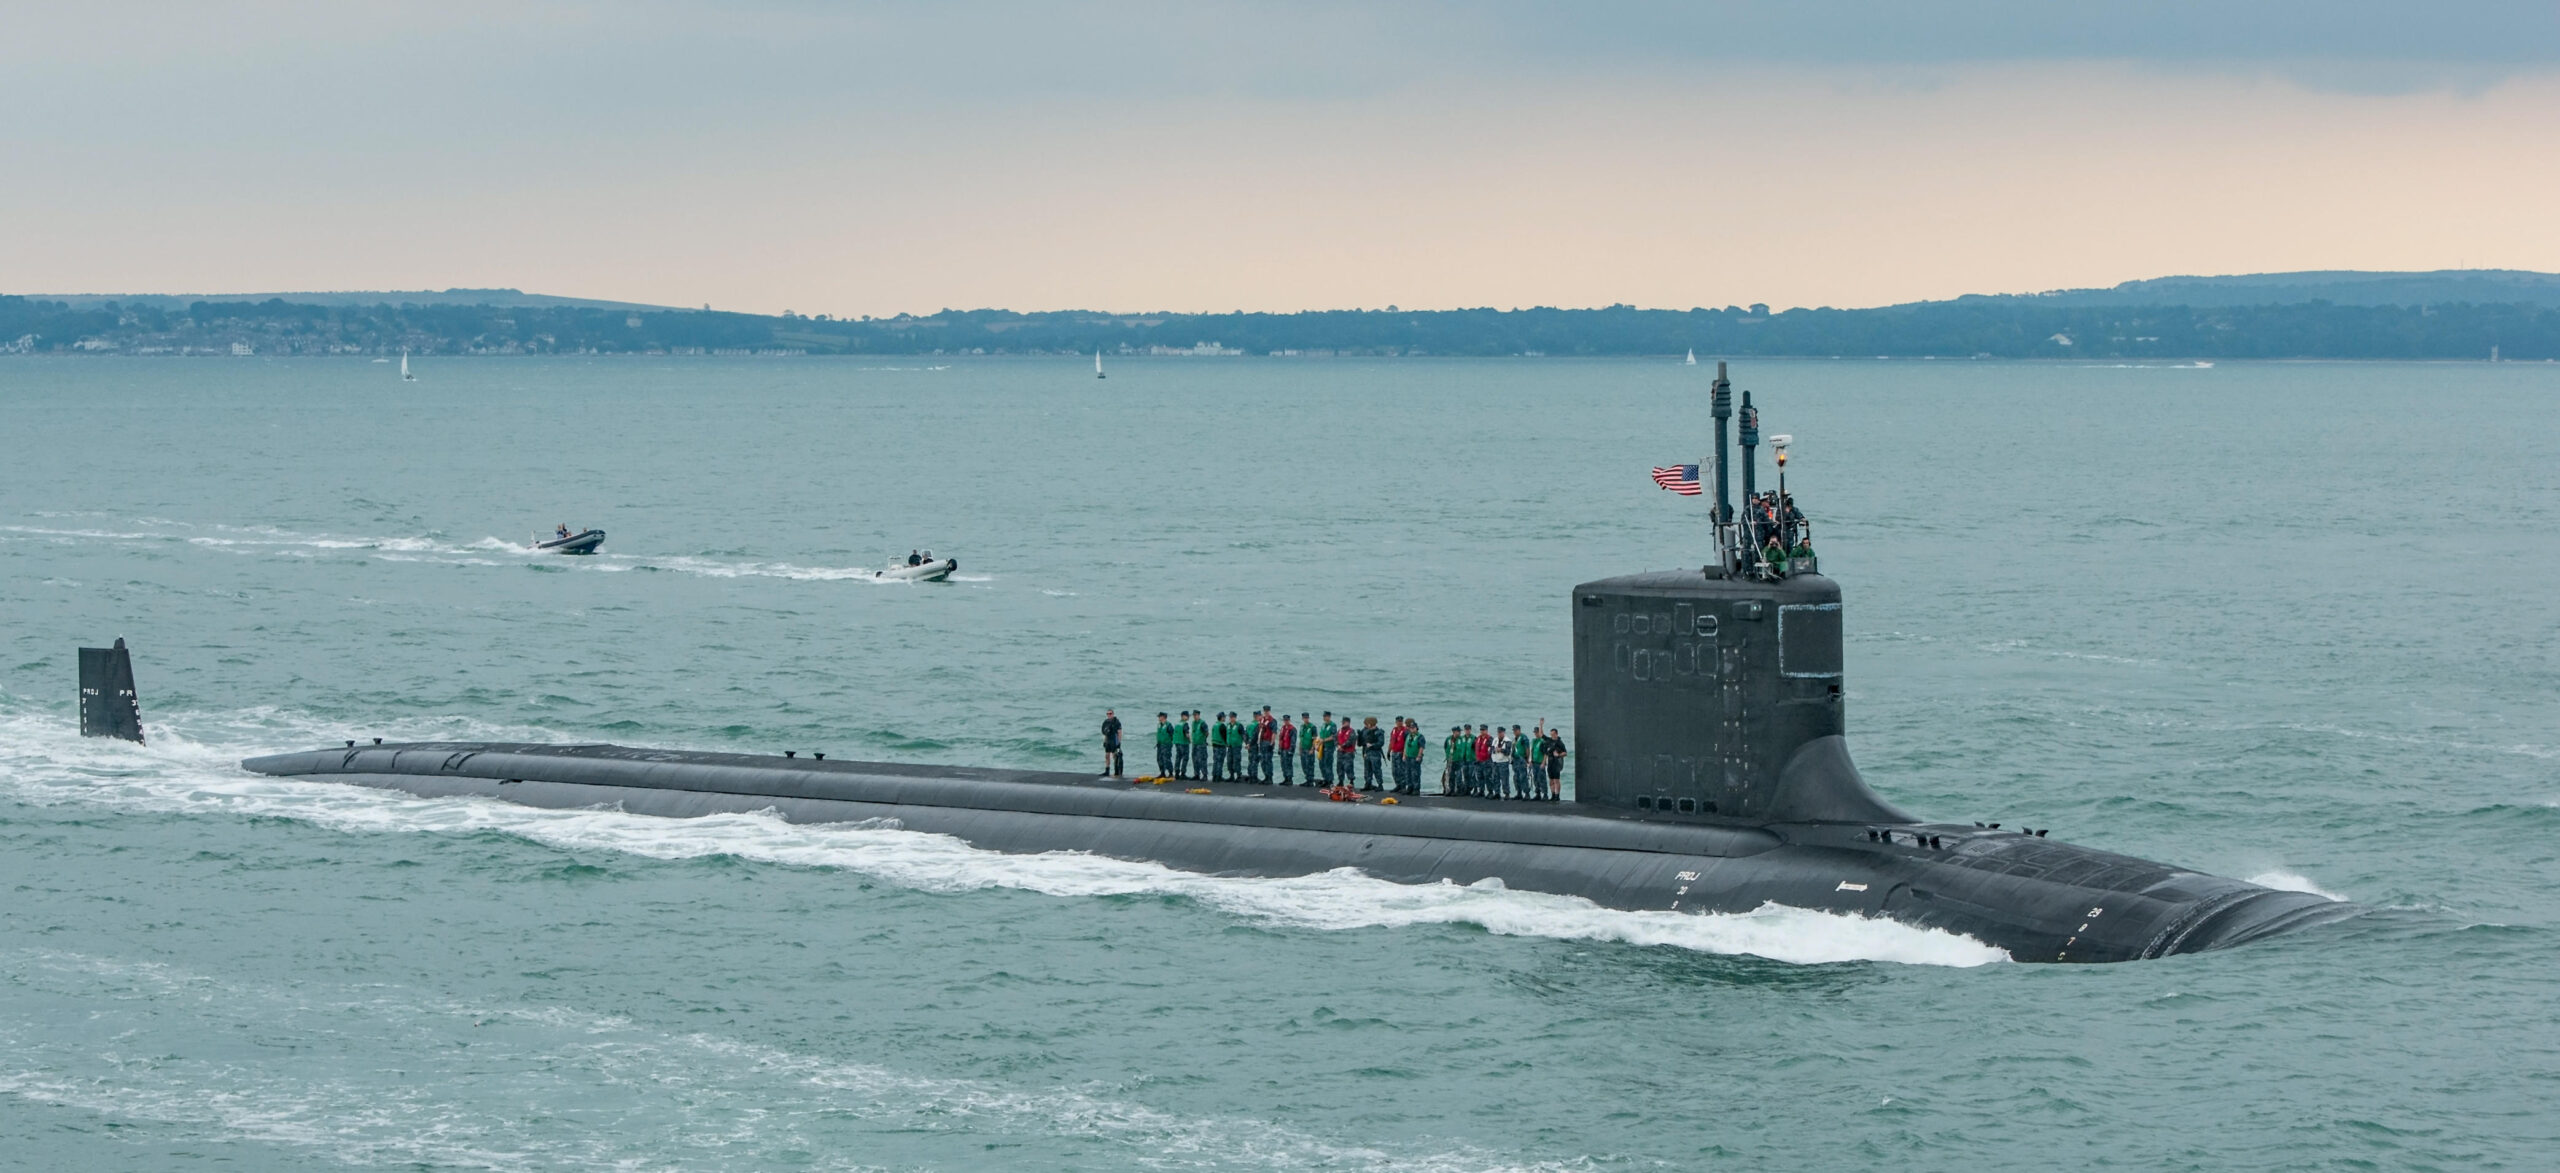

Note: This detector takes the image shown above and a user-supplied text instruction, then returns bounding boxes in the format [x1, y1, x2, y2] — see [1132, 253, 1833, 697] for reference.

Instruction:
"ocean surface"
[2, 354, 2555, 1171]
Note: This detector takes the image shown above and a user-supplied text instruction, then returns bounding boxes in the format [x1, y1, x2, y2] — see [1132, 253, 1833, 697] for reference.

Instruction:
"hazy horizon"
[11, 2, 2559, 316]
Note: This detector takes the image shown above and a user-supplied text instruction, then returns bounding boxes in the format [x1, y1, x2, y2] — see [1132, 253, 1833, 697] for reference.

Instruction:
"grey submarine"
[228, 365, 2352, 962]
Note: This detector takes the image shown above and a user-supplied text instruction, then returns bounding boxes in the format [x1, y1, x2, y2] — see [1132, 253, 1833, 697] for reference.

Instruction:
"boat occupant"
[1100, 709, 1122, 777]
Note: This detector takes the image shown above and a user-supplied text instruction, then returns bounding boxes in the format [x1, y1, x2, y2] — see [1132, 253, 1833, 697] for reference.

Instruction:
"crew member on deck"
[1541, 726, 1567, 800]
[1399, 720, 1427, 794]
[1443, 726, 1464, 795]
[1100, 709, 1122, 777]
[1154, 713, 1174, 778]
[1473, 725, 1496, 797]
[1351, 717, 1372, 793]
[1510, 725, 1533, 799]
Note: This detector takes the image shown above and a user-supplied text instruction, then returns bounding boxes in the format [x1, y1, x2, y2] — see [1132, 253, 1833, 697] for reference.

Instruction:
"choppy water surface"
[2, 355, 2555, 1170]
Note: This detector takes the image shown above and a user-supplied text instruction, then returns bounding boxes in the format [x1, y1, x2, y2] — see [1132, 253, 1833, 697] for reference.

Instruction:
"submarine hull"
[241, 743, 2352, 963]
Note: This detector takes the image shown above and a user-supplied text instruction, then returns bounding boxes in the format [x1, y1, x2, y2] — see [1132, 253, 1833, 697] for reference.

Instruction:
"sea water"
[1, 355, 2554, 1170]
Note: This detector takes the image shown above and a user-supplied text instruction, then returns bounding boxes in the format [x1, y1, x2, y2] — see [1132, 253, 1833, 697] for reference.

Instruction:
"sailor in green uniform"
[1510, 725, 1534, 798]
[1188, 711, 1210, 780]
[1442, 726, 1463, 795]
[1154, 713, 1174, 777]
[1400, 720, 1427, 794]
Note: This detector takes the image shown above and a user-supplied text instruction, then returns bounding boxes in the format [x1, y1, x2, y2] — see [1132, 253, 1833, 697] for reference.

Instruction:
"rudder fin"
[78, 637, 145, 743]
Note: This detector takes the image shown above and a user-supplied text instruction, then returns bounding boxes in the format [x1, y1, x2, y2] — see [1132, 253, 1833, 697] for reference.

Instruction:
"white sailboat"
[1095, 348, 1107, 379]
[399, 349, 416, 382]
[1685, 349, 1697, 366]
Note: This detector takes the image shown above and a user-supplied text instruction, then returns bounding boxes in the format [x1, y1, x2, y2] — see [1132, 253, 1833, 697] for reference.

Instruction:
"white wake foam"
[0, 707, 2002, 968]
[2247, 870, 2348, 902]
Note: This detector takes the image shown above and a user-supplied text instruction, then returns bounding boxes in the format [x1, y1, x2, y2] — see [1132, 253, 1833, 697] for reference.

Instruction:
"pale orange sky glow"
[9, 3, 2558, 314]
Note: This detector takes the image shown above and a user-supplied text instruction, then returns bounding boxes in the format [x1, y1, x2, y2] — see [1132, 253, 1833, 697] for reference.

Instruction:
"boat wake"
[0, 705, 2001, 968]
[0, 521, 977, 585]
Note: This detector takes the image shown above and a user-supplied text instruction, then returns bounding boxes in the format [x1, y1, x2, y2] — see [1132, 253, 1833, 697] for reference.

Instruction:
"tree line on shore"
[4, 294, 2552, 360]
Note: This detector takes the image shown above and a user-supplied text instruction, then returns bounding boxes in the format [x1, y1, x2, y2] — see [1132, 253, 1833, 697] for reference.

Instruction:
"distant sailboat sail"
[1095, 348, 1106, 379]
[400, 349, 416, 381]
[1685, 349, 1697, 366]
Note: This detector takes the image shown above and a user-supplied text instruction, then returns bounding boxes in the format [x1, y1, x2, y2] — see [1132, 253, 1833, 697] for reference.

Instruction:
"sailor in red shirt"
[1473, 726, 1495, 796]
[1392, 717, 1413, 793]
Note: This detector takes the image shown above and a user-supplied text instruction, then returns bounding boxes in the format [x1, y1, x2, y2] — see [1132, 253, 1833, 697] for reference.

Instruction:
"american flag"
[1650, 463, 1702, 495]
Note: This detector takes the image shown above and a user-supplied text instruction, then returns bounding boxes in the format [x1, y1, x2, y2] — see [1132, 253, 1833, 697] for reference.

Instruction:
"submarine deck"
[377, 741, 1584, 807]
[244, 741, 1793, 860]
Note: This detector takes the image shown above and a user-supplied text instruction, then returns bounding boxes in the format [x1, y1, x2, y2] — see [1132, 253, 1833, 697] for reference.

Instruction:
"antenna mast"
[1710, 361, 1734, 572]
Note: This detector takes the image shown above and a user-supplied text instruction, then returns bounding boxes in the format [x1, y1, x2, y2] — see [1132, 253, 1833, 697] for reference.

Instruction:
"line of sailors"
[1125, 710, 1567, 800]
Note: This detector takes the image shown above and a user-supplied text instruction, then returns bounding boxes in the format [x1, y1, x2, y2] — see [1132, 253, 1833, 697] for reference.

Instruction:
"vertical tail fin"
[78, 637, 145, 743]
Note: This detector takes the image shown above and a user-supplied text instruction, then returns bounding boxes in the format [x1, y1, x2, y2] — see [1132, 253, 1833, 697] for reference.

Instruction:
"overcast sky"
[8, 1, 2557, 313]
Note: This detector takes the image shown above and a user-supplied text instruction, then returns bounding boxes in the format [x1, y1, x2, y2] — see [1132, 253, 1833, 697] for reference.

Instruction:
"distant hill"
[29, 288, 678, 313]
[6, 271, 2559, 359]
[1953, 269, 2560, 310]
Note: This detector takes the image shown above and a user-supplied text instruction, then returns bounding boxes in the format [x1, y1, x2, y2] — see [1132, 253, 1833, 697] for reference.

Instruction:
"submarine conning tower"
[1572, 362, 1911, 827]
